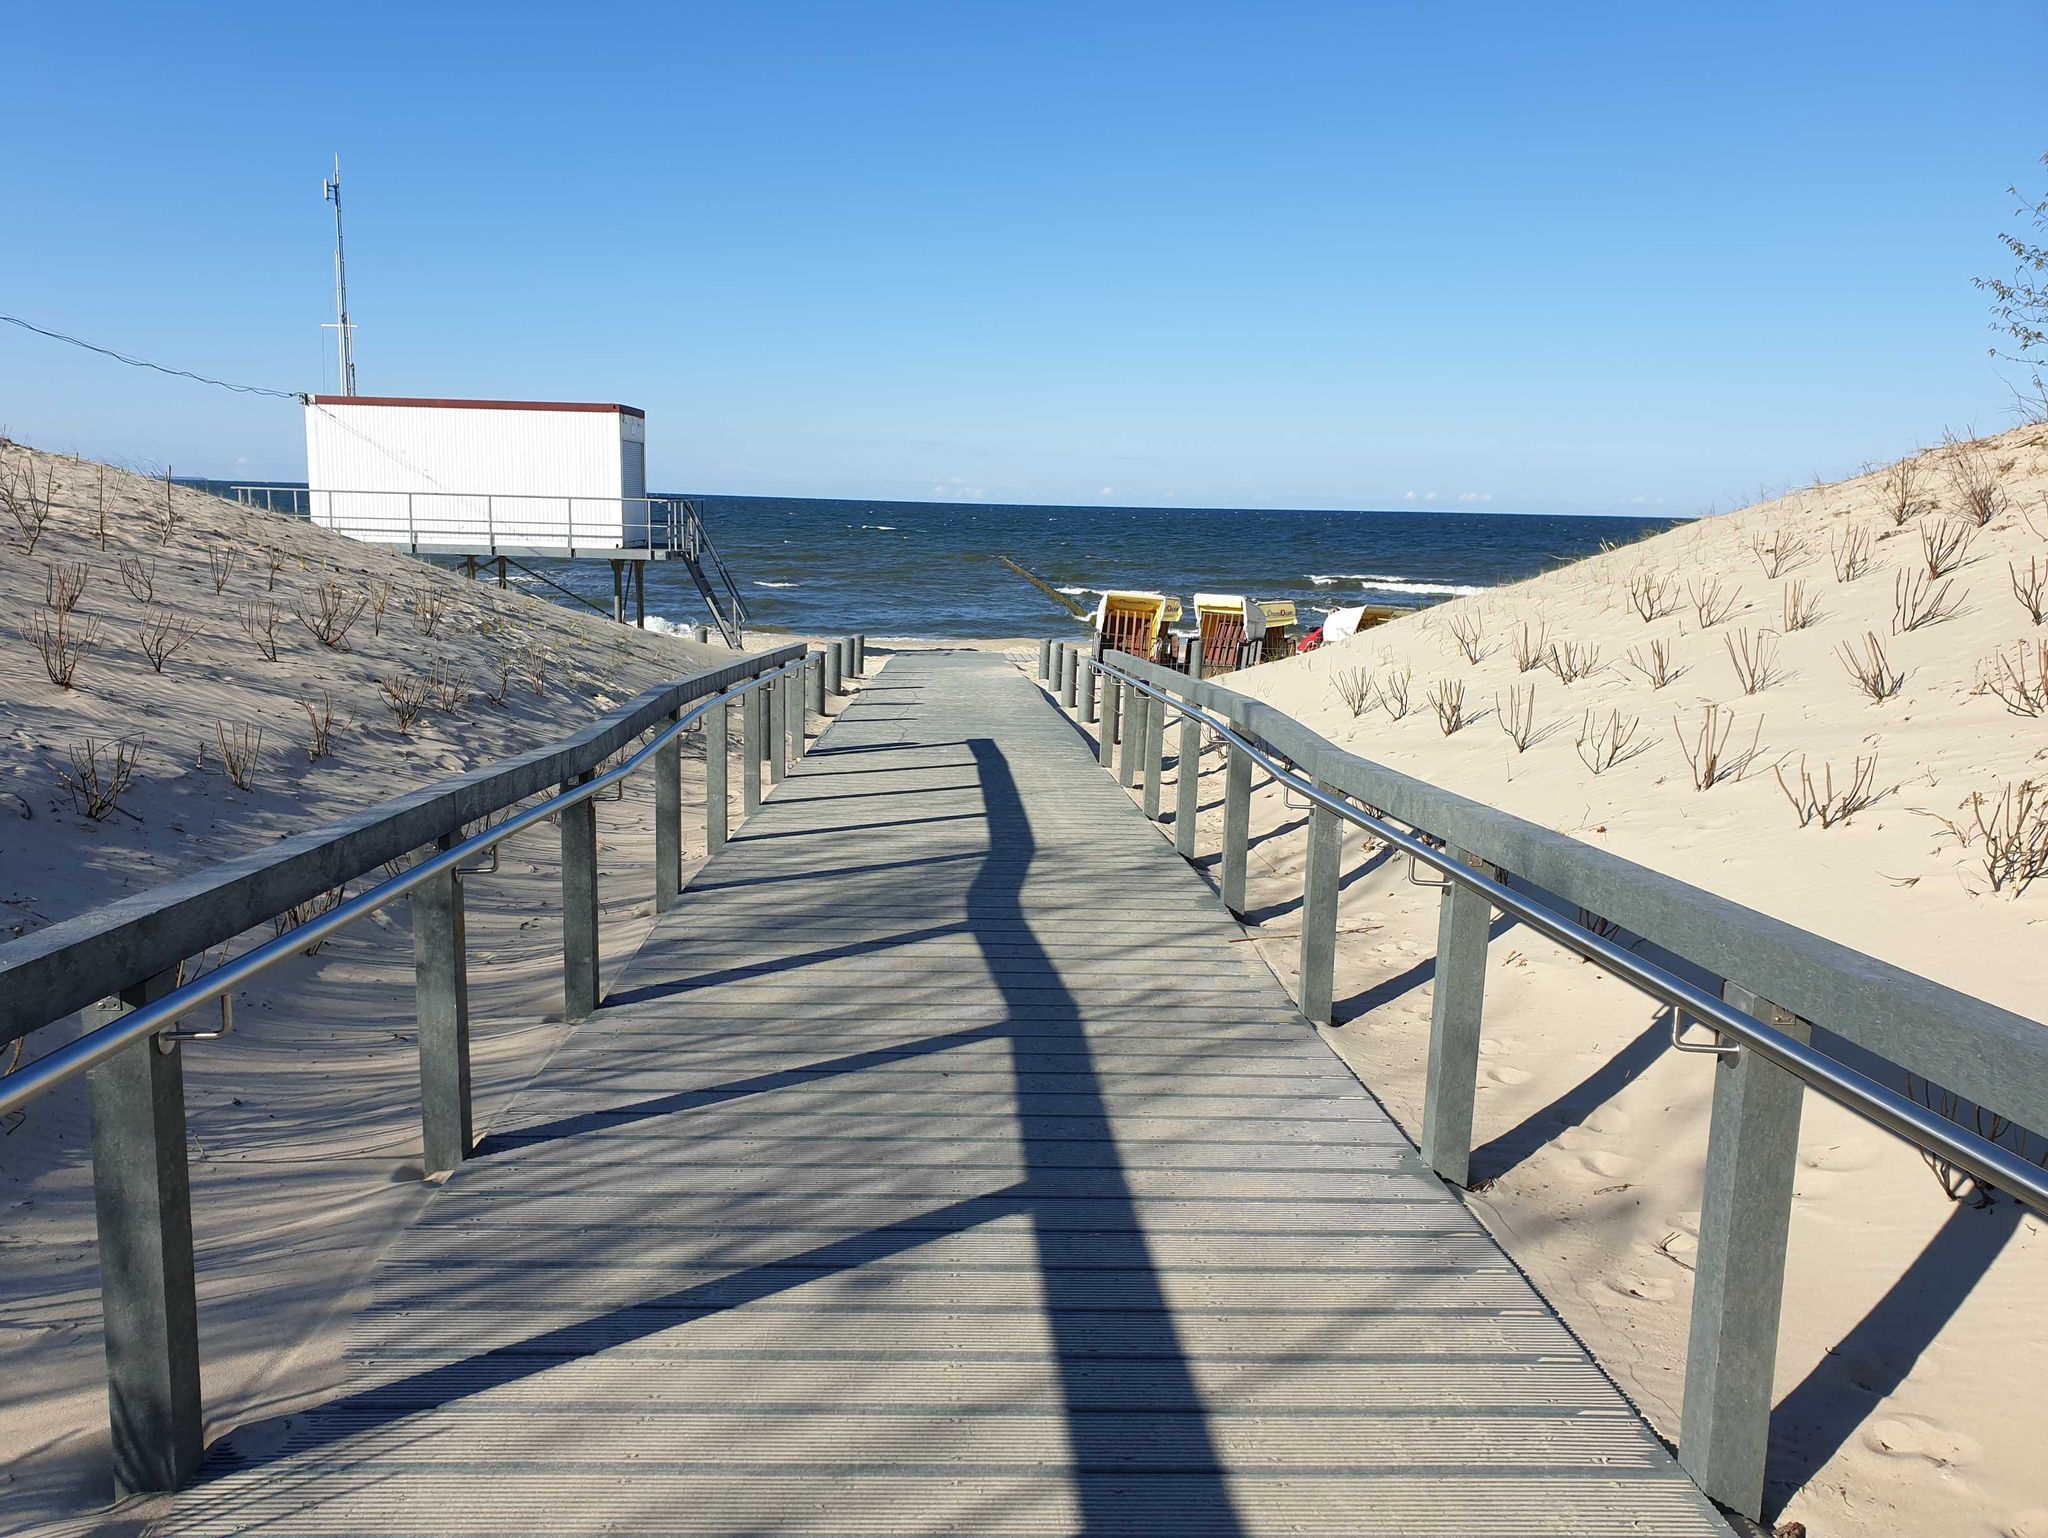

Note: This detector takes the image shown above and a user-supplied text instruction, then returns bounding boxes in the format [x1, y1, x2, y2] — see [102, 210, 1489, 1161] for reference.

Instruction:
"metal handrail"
[1089, 653, 2048, 1219]
[0, 655, 812, 1121]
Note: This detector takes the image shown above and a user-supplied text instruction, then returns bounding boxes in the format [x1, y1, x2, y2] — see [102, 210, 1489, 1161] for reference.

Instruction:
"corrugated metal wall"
[303, 402, 637, 549]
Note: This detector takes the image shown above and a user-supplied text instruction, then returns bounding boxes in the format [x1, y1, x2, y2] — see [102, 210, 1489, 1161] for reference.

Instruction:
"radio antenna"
[320, 155, 357, 395]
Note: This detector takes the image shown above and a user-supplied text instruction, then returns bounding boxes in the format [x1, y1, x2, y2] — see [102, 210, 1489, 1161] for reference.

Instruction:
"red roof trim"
[309, 395, 644, 419]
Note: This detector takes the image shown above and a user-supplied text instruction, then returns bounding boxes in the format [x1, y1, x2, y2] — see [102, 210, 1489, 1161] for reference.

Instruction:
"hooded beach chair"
[1093, 590, 1172, 662]
[1256, 600, 1299, 661]
[1193, 593, 1261, 677]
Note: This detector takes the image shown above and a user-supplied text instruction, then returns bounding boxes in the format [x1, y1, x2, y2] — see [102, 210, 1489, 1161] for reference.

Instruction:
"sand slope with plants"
[1222, 423, 2048, 1537]
[0, 442, 740, 1531]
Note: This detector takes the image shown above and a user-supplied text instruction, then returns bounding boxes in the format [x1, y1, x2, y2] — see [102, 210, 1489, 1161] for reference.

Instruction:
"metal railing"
[1045, 640, 2048, 1523]
[0, 635, 866, 1498]
[228, 486, 752, 647]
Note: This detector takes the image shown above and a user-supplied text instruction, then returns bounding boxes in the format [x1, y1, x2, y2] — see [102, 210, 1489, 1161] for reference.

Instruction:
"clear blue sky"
[2, 3, 2041, 514]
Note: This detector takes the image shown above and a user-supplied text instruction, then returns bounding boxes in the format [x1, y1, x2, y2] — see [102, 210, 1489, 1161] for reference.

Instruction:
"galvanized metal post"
[1081, 656, 1098, 724]
[825, 642, 843, 697]
[1220, 712, 1253, 915]
[841, 636, 858, 685]
[1141, 688, 1166, 820]
[1039, 639, 1052, 681]
[1174, 706, 1201, 857]
[1060, 646, 1078, 709]
[415, 831, 473, 1175]
[787, 667, 805, 761]
[1419, 847, 1496, 1187]
[705, 696, 729, 855]
[741, 683, 764, 815]
[654, 708, 683, 913]
[1117, 685, 1143, 788]
[561, 771, 600, 1022]
[807, 651, 826, 718]
[1679, 985, 1811, 1521]
[852, 634, 865, 674]
[1098, 670, 1120, 768]
[768, 678, 788, 785]
[87, 967, 202, 1497]
[1298, 773, 1342, 1025]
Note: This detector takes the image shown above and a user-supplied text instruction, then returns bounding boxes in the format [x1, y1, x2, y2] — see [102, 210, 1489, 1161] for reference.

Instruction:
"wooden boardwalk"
[165, 651, 1727, 1536]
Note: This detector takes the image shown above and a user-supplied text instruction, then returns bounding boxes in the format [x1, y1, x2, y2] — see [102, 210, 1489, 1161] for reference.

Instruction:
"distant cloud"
[931, 476, 987, 501]
[1403, 491, 1418, 501]
[1099, 486, 1115, 497]
[1457, 491, 1492, 503]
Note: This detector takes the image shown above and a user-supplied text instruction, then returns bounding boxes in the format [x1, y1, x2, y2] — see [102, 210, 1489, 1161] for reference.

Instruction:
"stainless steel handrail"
[1088, 653, 2048, 1219]
[0, 655, 814, 1120]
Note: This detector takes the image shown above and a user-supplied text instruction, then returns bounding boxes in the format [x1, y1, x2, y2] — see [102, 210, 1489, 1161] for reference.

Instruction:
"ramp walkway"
[166, 650, 1727, 1536]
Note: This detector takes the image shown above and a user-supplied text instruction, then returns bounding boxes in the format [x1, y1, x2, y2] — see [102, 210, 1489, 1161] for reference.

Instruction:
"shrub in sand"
[1892, 569, 1965, 633]
[1749, 525, 1811, 578]
[205, 546, 236, 595]
[1776, 753, 1884, 829]
[118, 554, 156, 602]
[1445, 610, 1488, 664]
[22, 608, 101, 689]
[298, 581, 369, 650]
[1837, 632, 1904, 704]
[1927, 780, 2048, 895]
[136, 606, 201, 673]
[1687, 575, 1738, 628]
[1877, 455, 1930, 527]
[1575, 709, 1647, 775]
[1510, 620, 1548, 673]
[1724, 629, 1782, 694]
[1544, 638, 1601, 685]
[1922, 516, 1976, 578]
[1379, 667, 1412, 720]
[380, 671, 432, 733]
[2011, 556, 2047, 625]
[1625, 566, 1679, 623]
[57, 737, 138, 821]
[1427, 678, 1470, 735]
[44, 560, 89, 614]
[1673, 703, 1763, 790]
[1331, 667, 1373, 717]
[1623, 638, 1680, 690]
[213, 722, 264, 791]
[1941, 432, 2005, 526]
[1831, 525, 1873, 583]
[1976, 638, 2048, 717]
[299, 690, 339, 760]
[3, 456, 55, 554]
[1781, 579, 1823, 632]
[238, 597, 284, 661]
[1494, 683, 1549, 752]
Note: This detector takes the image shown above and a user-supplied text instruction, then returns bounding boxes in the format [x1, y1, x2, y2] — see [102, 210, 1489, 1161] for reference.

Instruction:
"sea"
[190, 483, 1680, 641]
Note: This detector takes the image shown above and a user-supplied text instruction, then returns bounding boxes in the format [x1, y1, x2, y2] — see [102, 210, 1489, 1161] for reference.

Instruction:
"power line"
[0, 312, 302, 400]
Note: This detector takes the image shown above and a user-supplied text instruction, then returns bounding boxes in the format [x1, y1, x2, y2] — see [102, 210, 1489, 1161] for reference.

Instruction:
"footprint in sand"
[2000, 1509, 2048, 1538]
[1600, 1272, 1676, 1305]
[1863, 1414, 1979, 1468]
[1577, 1150, 1635, 1180]
[1484, 1064, 1534, 1086]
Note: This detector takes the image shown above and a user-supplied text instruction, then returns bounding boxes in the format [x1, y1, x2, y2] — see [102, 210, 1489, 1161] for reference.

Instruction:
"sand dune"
[1217, 424, 2048, 1537]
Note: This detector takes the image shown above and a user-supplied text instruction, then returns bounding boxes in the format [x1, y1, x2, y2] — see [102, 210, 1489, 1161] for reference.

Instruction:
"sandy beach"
[1053, 425, 2048, 1538]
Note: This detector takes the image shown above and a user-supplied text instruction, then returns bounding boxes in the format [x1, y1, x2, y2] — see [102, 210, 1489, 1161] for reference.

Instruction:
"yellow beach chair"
[1256, 600, 1298, 661]
[1093, 590, 1171, 661]
[1193, 593, 1261, 676]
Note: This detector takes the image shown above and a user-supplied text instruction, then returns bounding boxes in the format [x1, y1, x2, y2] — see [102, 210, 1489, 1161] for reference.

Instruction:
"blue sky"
[2, 3, 2042, 514]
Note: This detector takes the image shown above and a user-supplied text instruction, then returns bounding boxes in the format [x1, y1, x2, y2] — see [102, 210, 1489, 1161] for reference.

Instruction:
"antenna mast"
[321, 155, 357, 395]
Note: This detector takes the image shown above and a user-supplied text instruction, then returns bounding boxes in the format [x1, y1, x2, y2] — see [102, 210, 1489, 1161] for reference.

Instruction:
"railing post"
[1679, 984, 1810, 1520]
[787, 667, 805, 761]
[825, 641, 843, 697]
[415, 831, 474, 1174]
[1219, 705, 1252, 915]
[1117, 684, 1143, 788]
[1298, 771, 1342, 1025]
[1081, 656, 1098, 724]
[852, 634, 865, 675]
[768, 676, 788, 785]
[87, 967, 202, 1497]
[807, 650, 826, 718]
[1174, 702, 1201, 857]
[705, 694, 729, 855]
[741, 682, 764, 815]
[1141, 688, 1166, 819]
[654, 708, 683, 912]
[1060, 645, 1079, 709]
[1039, 639, 1052, 681]
[561, 770, 600, 1021]
[1098, 668, 1120, 768]
[1419, 846, 1496, 1187]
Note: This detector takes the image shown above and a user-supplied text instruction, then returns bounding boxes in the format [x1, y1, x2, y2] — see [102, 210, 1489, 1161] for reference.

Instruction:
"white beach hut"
[302, 395, 651, 554]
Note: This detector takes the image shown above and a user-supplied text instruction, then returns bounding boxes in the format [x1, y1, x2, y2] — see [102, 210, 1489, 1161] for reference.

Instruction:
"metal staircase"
[663, 497, 750, 647]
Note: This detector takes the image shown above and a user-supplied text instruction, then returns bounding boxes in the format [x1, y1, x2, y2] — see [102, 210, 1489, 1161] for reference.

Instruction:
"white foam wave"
[1055, 585, 1096, 597]
[1307, 572, 1485, 598]
[753, 580, 800, 589]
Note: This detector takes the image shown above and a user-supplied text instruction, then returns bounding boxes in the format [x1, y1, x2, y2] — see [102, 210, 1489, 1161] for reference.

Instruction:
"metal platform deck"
[161, 651, 1728, 1536]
